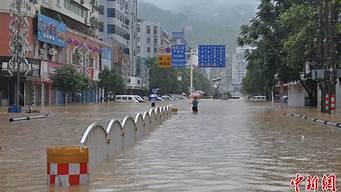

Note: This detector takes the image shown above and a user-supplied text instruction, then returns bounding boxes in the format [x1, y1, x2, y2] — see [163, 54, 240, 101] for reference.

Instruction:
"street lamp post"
[9, 0, 31, 112]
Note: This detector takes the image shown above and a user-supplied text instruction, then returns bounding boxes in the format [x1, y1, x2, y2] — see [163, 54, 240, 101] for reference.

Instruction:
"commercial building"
[0, 0, 112, 106]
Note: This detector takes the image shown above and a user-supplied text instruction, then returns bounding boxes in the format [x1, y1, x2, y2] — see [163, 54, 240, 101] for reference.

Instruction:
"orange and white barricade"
[330, 95, 335, 114]
[47, 146, 89, 186]
[325, 94, 329, 112]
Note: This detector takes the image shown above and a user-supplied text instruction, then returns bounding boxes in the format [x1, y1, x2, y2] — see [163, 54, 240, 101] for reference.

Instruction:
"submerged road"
[0, 99, 340, 191]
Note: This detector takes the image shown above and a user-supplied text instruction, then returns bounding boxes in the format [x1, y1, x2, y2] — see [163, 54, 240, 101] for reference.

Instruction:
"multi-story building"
[99, 0, 129, 73]
[0, 0, 112, 106]
[136, 19, 169, 90]
[99, 0, 139, 93]
[231, 46, 253, 95]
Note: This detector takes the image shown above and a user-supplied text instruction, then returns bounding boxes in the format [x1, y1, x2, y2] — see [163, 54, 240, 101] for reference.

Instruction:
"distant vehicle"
[115, 95, 141, 103]
[134, 95, 145, 103]
[157, 96, 165, 101]
[167, 95, 176, 100]
[249, 96, 266, 102]
[161, 95, 175, 101]
[229, 96, 240, 99]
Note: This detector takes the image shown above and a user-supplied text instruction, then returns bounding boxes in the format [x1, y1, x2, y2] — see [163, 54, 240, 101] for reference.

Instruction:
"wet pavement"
[0, 99, 340, 191]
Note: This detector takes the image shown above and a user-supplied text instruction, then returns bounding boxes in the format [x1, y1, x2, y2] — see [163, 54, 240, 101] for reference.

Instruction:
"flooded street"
[0, 103, 151, 191]
[0, 99, 340, 191]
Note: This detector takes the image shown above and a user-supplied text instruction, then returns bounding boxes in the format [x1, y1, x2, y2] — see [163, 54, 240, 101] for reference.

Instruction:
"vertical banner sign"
[198, 45, 226, 68]
[158, 46, 172, 68]
[171, 45, 186, 67]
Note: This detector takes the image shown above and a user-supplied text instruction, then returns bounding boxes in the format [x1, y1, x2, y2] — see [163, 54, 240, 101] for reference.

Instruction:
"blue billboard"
[37, 14, 66, 47]
[172, 45, 186, 67]
[198, 45, 226, 68]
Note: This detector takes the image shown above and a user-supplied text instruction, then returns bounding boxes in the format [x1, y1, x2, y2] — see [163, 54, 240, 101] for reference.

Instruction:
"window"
[64, 0, 87, 18]
[147, 47, 150, 53]
[137, 37, 140, 42]
[137, 46, 140, 53]
[122, 97, 127, 100]
[153, 26, 158, 34]
[128, 97, 132, 100]
[137, 24, 140, 32]
[154, 48, 157, 53]
[107, 8, 115, 17]
[147, 25, 150, 33]
[154, 38, 158, 44]
[147, 38, 150, 43]
[116, 97, 122, 100]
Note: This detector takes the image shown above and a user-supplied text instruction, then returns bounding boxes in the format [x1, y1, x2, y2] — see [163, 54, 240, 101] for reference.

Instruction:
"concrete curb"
[284, 112, 341, 128]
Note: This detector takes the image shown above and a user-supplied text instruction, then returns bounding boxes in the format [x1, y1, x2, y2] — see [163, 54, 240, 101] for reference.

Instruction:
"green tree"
[147, 57, 214, 95]
[99, 68, 125, 99]
[238, 0, 319, 103]
[52, 64, 90, 105]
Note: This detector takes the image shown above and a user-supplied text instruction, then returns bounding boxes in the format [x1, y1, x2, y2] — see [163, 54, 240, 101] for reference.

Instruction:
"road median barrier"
[284, 112, 341, 129]
[48, 105, 173, 187]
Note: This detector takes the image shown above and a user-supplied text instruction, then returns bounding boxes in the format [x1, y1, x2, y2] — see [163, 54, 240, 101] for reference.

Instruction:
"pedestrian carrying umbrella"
[149, 94, 158, 100]
[189, 92, 201, 98]
[194, 90, 205, 95]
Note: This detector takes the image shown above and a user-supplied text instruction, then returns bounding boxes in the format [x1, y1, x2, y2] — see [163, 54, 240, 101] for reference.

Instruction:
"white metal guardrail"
[80, 105, 174, 171]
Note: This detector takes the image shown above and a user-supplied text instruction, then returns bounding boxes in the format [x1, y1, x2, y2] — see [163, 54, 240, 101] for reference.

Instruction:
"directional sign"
[172, 45, 186, 67]
[198, 45, 226, 68]
[158, 55, 172, 68]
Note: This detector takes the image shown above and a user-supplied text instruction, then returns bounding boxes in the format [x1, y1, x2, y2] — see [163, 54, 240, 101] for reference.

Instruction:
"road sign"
[158, 55, 171, 68]
[172, 45, 186, 67]
[165, 47, 171, 54]
[159, 47, 164, 54]
[198, 45, 226, 68]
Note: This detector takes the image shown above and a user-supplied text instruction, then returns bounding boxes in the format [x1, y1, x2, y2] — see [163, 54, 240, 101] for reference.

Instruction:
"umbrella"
[194, 90, 205, 95]
[149, 94, 158, 100]
[189, 92, 201, 98]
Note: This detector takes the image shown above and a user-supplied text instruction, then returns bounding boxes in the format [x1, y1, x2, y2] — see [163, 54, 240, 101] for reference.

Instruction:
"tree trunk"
[63, 92, 66, 106]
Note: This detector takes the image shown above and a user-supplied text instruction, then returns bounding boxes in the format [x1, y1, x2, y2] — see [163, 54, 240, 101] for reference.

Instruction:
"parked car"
[157, 96, 165, 101]
[161, 95, 175, 101]
[134, 95, 145, 103]
[115, 95, 141, 103]
[248, 95, 266, 102]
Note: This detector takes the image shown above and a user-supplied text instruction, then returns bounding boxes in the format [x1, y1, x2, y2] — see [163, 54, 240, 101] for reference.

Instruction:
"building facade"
[136, 19, 170, 90]
[0, 0, 111, 106]
[231, 46, 253, 95]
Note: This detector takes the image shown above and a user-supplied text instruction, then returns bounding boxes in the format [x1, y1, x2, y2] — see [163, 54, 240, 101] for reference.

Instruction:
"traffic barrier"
[135, 113, 144, 141]
[331, 95, 335, 114]
[47, 146, 89, 186]
[106, 119, 123, 155]
[149, 108, 157, 130]
[325, 94, 329, 112]
[79, 122, 108, 171]
[80, 105, 172, 172]
[284, 112, 340, 129]
[122, 116, 137, 149]
[142, 112, 151, 136]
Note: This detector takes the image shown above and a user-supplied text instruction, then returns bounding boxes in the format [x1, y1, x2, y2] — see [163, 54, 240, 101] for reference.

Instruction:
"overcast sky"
[140, 0, 258, 11]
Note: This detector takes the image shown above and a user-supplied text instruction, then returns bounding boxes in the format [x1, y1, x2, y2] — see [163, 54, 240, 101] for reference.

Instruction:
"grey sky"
[140, 0, 258, 11]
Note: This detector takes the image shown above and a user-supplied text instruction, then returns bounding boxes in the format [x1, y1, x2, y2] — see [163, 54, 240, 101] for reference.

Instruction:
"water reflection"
[89, 100, 341, 192]
[0, 100, 340, 191]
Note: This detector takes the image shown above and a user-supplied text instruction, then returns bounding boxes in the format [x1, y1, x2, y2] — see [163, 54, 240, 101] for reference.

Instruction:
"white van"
[115, 95, 141, 103]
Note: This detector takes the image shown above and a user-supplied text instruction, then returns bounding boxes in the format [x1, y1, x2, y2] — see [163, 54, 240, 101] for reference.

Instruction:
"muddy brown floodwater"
[0, 99, 340, 191]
